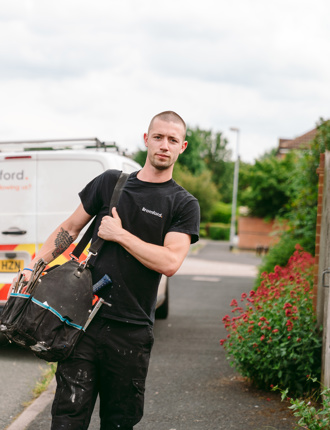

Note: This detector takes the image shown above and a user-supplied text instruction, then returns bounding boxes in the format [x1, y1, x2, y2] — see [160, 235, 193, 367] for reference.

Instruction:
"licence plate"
[0, 259, 24, 273]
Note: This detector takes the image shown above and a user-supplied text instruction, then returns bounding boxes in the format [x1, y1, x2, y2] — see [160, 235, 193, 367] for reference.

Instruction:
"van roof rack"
[0, 138, 119, 153]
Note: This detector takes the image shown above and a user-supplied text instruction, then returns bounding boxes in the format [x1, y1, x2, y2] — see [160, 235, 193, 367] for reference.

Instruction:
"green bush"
[173, 165, 220, 222]
[199, 223, 208, 238]
[211, 202, 232, 223]
[204, 223, 230, 240]
[220, 246, 322, 396]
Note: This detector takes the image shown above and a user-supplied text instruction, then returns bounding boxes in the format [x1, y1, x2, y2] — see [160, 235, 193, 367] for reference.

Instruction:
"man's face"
[144, 118, 188, 171]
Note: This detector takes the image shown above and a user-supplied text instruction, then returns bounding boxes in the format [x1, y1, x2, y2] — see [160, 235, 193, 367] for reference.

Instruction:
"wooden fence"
[317, 151, 330, 387]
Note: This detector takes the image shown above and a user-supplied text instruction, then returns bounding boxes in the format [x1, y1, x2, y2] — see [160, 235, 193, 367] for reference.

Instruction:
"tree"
[240, 151, 296, 219]
[133, 149, 147, 167]
[177, 127, 207, 175]
[201, 130, 233, 202]
[179, 127, 234, 200]
[173, 164, 220, 222]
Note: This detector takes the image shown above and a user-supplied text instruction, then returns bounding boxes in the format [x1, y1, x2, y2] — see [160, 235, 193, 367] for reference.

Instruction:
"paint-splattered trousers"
[51, 316, 154, 430]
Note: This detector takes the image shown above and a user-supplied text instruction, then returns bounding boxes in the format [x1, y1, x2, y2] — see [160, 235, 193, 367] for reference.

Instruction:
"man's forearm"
[28, 226, 76, 269]
[116, 230, 170, 275]
[104, 226, 190, 277]
[52, 227, 74, 260]
[27, 203, 92, 270]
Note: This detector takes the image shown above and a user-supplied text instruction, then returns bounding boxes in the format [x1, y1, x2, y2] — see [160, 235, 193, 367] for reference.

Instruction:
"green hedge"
[200, 222, 230, 240]
[211, 202, 232, 224]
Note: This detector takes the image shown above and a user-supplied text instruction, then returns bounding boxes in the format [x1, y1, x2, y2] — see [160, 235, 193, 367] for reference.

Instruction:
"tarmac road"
[8, 241, 298, 429]
[0, 342, 48, 430]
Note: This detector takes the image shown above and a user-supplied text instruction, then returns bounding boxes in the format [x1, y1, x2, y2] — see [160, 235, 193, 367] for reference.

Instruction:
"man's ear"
[180, 140, 188, 154]
[143, 133, 148, 148]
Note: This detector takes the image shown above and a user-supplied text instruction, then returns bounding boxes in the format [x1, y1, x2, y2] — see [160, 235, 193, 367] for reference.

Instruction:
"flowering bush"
[220, 245, 322, 395]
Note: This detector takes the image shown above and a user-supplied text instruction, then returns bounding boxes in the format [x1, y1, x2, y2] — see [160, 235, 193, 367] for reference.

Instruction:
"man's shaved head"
[148, 111, 187, 138]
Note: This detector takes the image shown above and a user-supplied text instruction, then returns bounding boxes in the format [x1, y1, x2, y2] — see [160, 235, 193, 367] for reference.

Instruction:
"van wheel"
[155, 280, 169, 319]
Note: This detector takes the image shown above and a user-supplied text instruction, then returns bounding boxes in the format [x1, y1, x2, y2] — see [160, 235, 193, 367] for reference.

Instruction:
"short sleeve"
[169, 198, 200, 244]
[78, 170, 121, 216]
[78, 173, 105, 216]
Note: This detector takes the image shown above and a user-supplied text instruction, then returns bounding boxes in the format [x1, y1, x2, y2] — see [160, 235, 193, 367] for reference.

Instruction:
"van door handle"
[2, 227, 27, 235]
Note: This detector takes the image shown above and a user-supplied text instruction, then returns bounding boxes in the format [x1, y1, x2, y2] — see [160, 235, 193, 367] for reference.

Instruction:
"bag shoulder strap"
[71, 171, 129, 259]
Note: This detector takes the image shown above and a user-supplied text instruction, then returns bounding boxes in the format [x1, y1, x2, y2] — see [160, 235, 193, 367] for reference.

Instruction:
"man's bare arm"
[98, 208, 191, 277]
[26, 204, 92, 270]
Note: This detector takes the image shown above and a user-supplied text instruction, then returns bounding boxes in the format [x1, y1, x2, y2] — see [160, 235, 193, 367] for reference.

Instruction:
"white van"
[0, 139, 168, 318]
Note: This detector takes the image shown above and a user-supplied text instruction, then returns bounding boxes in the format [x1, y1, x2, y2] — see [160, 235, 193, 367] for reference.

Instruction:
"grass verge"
[32, 362, 57, 399]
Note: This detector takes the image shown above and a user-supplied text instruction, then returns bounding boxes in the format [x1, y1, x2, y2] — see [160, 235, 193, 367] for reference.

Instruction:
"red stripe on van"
[0, 245, 17, 251]
[5, 156, 32, 159]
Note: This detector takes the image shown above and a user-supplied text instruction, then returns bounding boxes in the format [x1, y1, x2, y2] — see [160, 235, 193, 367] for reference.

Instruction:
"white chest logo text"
[142, 207, 163, 218]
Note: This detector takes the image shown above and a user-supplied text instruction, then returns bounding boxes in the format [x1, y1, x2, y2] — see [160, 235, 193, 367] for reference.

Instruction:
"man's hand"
[98, 207, 123, 242]
[7, 269, 32, 299]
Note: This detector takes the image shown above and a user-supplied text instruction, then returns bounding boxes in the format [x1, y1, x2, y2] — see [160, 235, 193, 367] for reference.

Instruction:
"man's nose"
[160, 138, 169, 150]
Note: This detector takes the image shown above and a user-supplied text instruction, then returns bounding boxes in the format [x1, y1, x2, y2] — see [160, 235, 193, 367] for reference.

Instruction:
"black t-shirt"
[79, 169, 200, 326]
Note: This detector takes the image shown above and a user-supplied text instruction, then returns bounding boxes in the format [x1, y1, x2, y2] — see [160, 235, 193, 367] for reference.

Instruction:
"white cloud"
[0, 0, 329, 162]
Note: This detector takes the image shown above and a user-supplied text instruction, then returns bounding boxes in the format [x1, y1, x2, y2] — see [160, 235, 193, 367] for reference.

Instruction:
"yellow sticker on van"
[0, 259, 24, 273]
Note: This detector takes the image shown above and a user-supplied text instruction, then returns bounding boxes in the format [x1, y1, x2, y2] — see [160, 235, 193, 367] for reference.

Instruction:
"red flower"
[286, 319, 293, 332]
[220, 339, 226, 346]
[260, 335, 265, 341]
[230, 299, 238, 307]
[231, 307, 244, 313]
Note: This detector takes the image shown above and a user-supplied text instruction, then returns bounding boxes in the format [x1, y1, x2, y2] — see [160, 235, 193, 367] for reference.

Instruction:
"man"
[20, 111, 200, 429]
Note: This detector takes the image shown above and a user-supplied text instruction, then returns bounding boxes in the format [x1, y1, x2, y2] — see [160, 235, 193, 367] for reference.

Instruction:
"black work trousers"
[51, 317, 154, 430]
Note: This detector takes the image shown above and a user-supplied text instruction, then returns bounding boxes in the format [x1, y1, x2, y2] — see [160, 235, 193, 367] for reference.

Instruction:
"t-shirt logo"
[142, 207, 163, 218]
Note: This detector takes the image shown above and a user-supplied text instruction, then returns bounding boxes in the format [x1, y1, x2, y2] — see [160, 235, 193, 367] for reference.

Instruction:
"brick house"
[277, 128, 317, 158]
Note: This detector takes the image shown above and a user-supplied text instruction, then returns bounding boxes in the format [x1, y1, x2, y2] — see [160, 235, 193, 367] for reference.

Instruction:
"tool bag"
[0, 172, 129, 362]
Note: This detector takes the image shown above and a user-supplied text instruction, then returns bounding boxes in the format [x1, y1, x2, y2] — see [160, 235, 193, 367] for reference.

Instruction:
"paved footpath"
[7, 241, 298, 430]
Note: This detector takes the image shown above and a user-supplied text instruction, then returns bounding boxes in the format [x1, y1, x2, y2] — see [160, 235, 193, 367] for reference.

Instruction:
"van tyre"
[155, 280, 169, 319]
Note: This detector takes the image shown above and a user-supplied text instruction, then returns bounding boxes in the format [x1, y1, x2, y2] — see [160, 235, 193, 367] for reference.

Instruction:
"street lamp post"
[229, 127, 240, 251]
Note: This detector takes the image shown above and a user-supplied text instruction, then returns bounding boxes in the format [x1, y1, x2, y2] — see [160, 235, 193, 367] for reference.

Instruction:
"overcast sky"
[1, 0, 329, 163]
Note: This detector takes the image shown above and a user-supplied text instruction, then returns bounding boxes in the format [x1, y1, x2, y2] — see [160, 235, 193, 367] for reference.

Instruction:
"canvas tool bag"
[0, 172, 129, 362]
